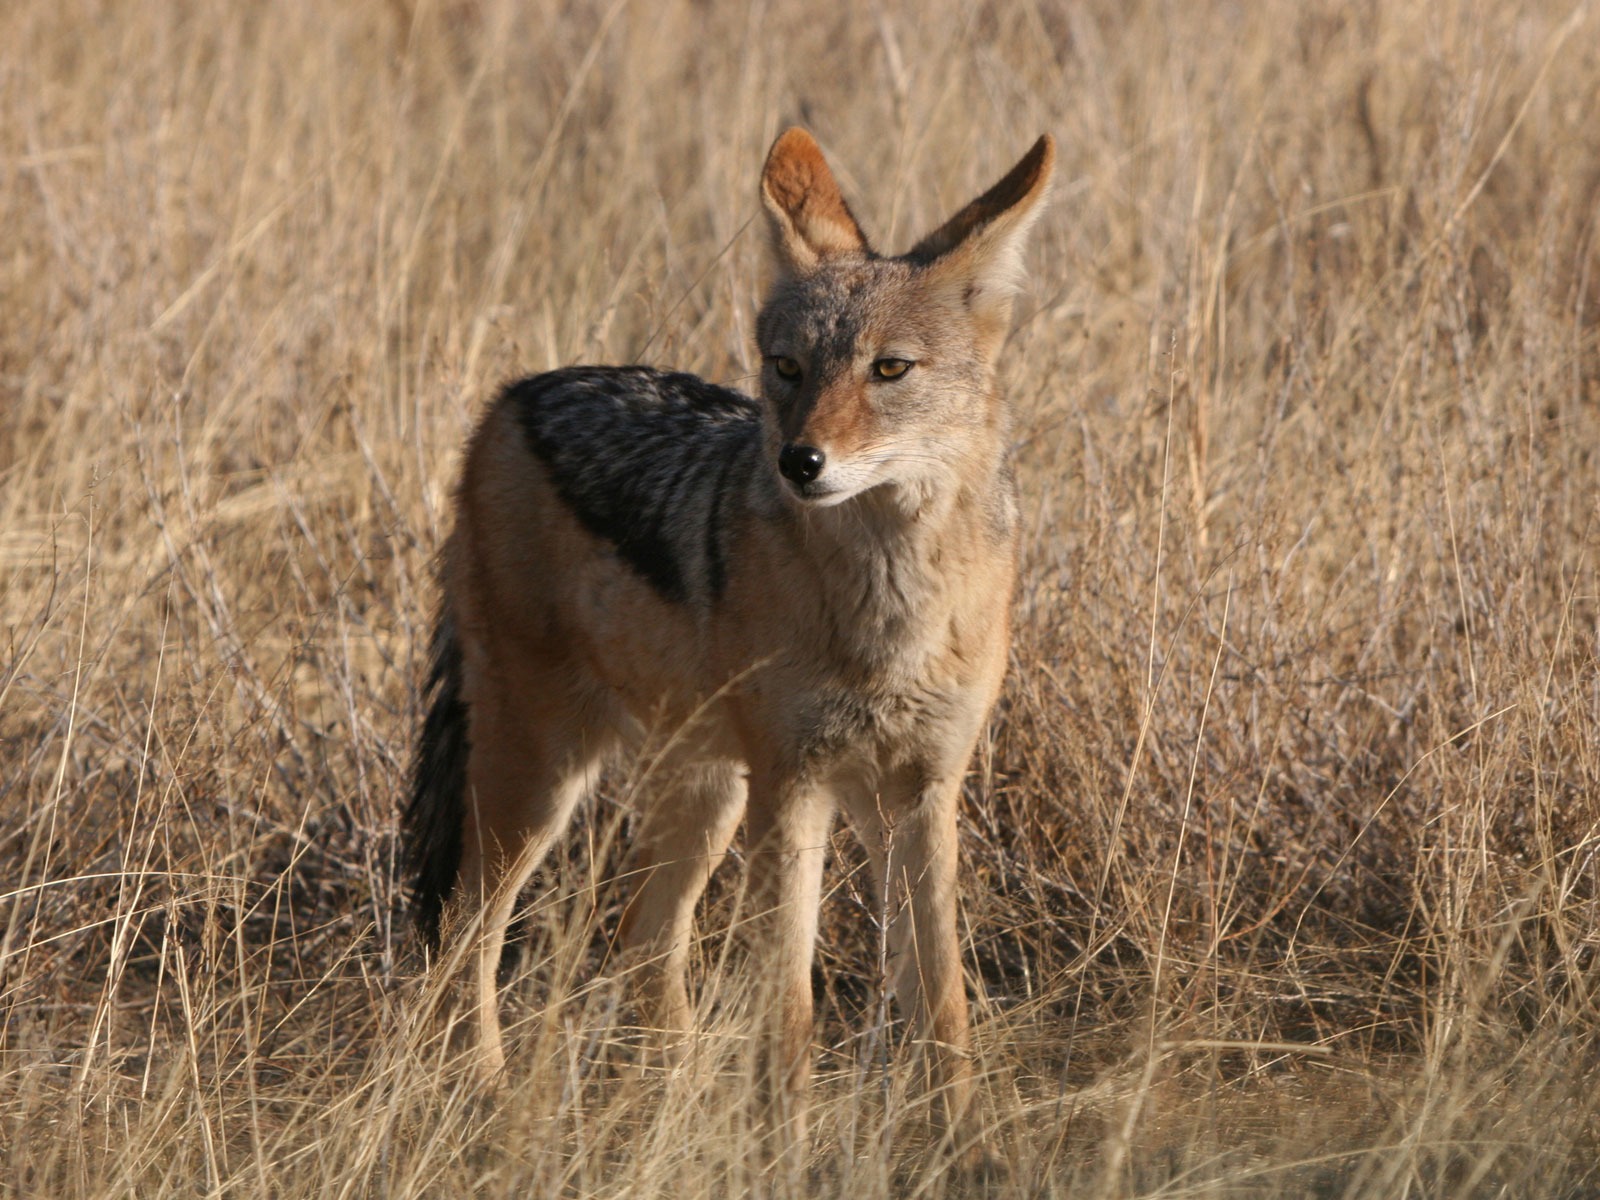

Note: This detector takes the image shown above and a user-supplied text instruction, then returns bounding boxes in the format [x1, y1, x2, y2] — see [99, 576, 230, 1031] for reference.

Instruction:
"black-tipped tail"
[404, 609, 468, 950]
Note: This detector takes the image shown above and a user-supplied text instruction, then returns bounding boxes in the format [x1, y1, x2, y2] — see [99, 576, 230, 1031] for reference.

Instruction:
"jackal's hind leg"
[445, 675, 610, 1078]
[619, 760, 746, 1065]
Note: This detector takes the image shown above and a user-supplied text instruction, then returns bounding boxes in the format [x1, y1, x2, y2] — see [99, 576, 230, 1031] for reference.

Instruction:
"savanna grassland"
[3, 0, 1600, 1195]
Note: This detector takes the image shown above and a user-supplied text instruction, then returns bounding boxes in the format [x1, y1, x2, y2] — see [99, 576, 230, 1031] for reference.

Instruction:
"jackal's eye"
[872, 358, 913, 380]
[771, 356, 802, 381]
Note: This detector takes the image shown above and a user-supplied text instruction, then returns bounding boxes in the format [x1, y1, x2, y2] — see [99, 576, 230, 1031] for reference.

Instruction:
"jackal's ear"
[910, 135, 1055, 345]
[761, 128, 871, 276]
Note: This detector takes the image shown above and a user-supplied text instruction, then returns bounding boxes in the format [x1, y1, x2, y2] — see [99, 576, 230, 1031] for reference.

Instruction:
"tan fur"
[418, 126, 1053, 1160]
[760, 128, 870, 269]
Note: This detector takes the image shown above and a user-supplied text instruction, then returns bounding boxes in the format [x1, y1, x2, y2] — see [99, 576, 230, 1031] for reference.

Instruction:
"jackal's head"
[756, 127, 1053, 508]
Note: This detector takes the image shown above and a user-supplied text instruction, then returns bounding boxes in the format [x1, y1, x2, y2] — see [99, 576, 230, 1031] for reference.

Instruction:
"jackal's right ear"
[761, 128, 870, 276]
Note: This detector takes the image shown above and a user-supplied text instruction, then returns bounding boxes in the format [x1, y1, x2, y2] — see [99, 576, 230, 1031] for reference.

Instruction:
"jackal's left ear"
[911, 135, 1055, 344]
[761, 128, 871, 276]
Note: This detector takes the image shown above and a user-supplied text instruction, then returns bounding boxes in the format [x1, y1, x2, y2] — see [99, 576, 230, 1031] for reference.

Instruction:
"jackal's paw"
[939, 1137, 1010, 1196]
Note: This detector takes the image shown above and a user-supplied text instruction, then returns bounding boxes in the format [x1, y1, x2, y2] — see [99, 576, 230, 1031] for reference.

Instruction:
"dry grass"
[4, 0, 1600, 1194]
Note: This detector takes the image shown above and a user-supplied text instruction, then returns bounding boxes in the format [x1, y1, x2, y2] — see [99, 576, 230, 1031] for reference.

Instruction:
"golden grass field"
[4, 0, 1600, 1194]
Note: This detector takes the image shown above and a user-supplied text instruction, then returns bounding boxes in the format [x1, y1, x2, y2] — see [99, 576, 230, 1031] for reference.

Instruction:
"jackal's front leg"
[855, 779, 976, 1149]
[743, 780, 835, 1157]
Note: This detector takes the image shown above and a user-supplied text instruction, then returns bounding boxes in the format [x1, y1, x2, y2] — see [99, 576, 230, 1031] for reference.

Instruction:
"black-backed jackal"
[406, 127, 1053, 1155]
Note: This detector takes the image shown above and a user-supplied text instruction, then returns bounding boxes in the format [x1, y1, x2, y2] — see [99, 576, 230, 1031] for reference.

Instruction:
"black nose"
[778, 443, 826, 485]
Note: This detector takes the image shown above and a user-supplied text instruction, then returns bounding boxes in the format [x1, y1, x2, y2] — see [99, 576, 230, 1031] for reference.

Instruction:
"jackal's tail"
[403, 609, 467, 951]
